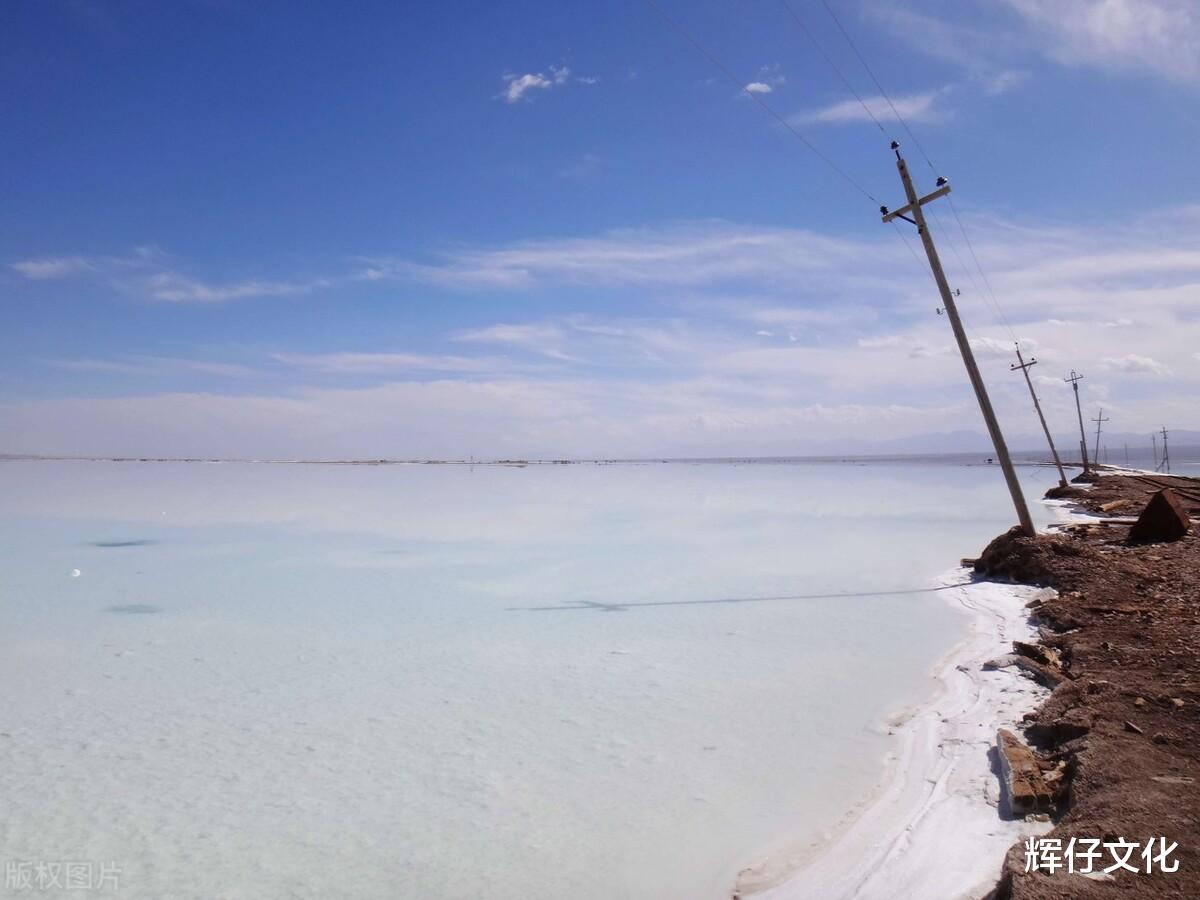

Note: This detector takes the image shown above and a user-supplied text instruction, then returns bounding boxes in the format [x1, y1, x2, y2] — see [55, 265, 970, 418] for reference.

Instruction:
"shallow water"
[0, 459, 1061, 899]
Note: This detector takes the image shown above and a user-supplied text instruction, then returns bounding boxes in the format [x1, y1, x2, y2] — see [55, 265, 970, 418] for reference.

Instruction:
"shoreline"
[733, 495, 1086, 899]
[982, 471, 1200, 898]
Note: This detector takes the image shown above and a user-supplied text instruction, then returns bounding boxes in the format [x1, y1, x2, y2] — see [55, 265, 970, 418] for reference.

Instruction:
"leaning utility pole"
[1159, 426, 1170, 473]
[1091, 408, 1109, 468]
[1064, 370, 1089, 474]
[1011, 347, 1067, 488]
[881, 143, 1034, 537]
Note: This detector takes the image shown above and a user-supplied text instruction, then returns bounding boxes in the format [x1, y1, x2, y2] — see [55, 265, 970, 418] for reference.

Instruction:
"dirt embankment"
[977, 472, 1200, 900]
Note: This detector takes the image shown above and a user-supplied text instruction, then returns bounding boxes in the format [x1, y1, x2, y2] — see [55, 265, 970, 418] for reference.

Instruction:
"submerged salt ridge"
[0, 460, 1062, 899]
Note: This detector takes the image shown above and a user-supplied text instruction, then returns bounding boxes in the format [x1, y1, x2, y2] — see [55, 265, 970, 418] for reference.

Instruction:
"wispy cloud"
[455, 322, 578, 362]
[145, 273, 320, 303]
[270, 351, 543, 375]
[982, 69, 1031, 95]
[1000, 0, 1200, 84]
[500, 64, 573, 103]
[874, 0, 1200, 86]
[11, 256, 96, 279]
[792, 89, 947, 126]
[359, 222, 897, 293]
[47, 356, 256, 378]
[1100, 353, 1171, 376]
[10, 247, 330, 304]
[14, 206, 1200, 456]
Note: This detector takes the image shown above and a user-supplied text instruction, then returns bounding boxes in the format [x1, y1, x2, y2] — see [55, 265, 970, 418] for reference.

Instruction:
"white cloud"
[362, 222, 901, 293]
[1100, 353, 1171, 375]
[744, 82, 772, 94]
[146, 273, 317, 303]
[556, 152, 605, 180]
[9, 247, 329, 304]
[501, 65, 572, 103]
[11, 256, 96, 279]
[270, 352, 531, 375]
[793, 90, 946, 126]
[983, 69, 1030, 95]
[875, 0, 1200, 86]
[969, 336, 1021, 358]
[48, 356, 256, 378]
[1000, 0, 1200, 83]
[15, 206, 1200, 456]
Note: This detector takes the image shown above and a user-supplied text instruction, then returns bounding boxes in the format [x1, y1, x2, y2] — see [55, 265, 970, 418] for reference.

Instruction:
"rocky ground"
[976, 471, 1199, 899]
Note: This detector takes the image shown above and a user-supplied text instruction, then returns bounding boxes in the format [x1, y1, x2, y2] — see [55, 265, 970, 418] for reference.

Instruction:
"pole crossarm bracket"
[1011, 355, 1037, 372]
[880, 183, 951, 223]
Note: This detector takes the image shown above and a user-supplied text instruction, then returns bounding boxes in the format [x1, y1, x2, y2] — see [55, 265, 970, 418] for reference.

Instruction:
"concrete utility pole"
[1159, 426, 1170, 473]
[1091, 408, 1109, 468]
[1011, 347, 1067, 488]
[1152, 433, 1158, 469]
[1064, 370, 1089, 474]
[881, 143, 1035, 537]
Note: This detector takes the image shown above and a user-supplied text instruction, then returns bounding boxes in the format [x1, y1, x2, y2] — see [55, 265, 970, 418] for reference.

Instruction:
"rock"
[1027, 715, 1091, 744]
[1127, 489, 1190, 545]
[1100, 499, 1133, 512]
[996, 728, 1055, 816]
[1134, 697, 1146, 707]
[1170, 698, 1185, 709]
[1124, 720, 1144, 735]
[1013, 640, 1059, 667]
[984, 653, 1064, 687]
[974, 527, 1090, 585]
[1045, 484, 1086, 499]
[1153, 732, 1171, 745]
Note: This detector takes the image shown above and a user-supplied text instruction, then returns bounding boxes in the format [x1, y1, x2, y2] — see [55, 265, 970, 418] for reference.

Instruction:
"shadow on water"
[104, 604, 162, 614]
[90, 539, 158, 548]
[508, 584, 961, 612]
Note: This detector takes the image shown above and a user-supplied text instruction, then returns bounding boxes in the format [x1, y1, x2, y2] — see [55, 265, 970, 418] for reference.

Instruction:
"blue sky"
[4, 0, 1199, 458]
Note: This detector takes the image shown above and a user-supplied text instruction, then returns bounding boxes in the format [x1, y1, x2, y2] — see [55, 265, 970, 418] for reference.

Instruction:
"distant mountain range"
[849, 429, 1200, 459]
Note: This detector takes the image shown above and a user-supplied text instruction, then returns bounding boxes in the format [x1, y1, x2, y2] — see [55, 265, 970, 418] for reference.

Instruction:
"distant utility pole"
[1159, 426, 1170, 473]
[1064, 370, 1089, 474]
[1152, 433, 1159, 469]
[1124, 443, 1129, 466]
[1091, 408, 1109, 468]
[1011, 347, 1067, 488]
[882, 143, 1034, 537]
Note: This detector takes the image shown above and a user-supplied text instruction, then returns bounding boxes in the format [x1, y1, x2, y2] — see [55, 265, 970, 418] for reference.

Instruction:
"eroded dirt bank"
[977, 472, 1199, 899]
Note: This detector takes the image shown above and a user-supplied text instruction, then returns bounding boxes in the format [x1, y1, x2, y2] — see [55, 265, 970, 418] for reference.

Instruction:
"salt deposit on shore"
[736, 494, 1095, 899]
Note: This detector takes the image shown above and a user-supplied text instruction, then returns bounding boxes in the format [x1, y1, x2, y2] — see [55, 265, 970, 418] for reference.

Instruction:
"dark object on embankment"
[1127, 488, 1190, 544]
[973, 527, 1090, 586]
[1044, 483, 1086, 500]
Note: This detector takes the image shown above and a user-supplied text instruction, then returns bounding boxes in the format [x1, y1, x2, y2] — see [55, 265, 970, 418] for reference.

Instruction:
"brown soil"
[976, 472, 1200, 899]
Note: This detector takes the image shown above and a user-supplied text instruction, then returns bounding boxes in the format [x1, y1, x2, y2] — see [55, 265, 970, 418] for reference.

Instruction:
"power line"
[641, 0, 882, 205]
[817, 0, 937, 173]
[813, 0, 1018, 344]
[778, 0, 887, 136]
[947, 194, 1017, 341]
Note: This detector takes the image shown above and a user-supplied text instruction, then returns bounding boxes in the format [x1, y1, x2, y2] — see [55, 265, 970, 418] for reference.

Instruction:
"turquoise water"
[0, 459, 1062, 899]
